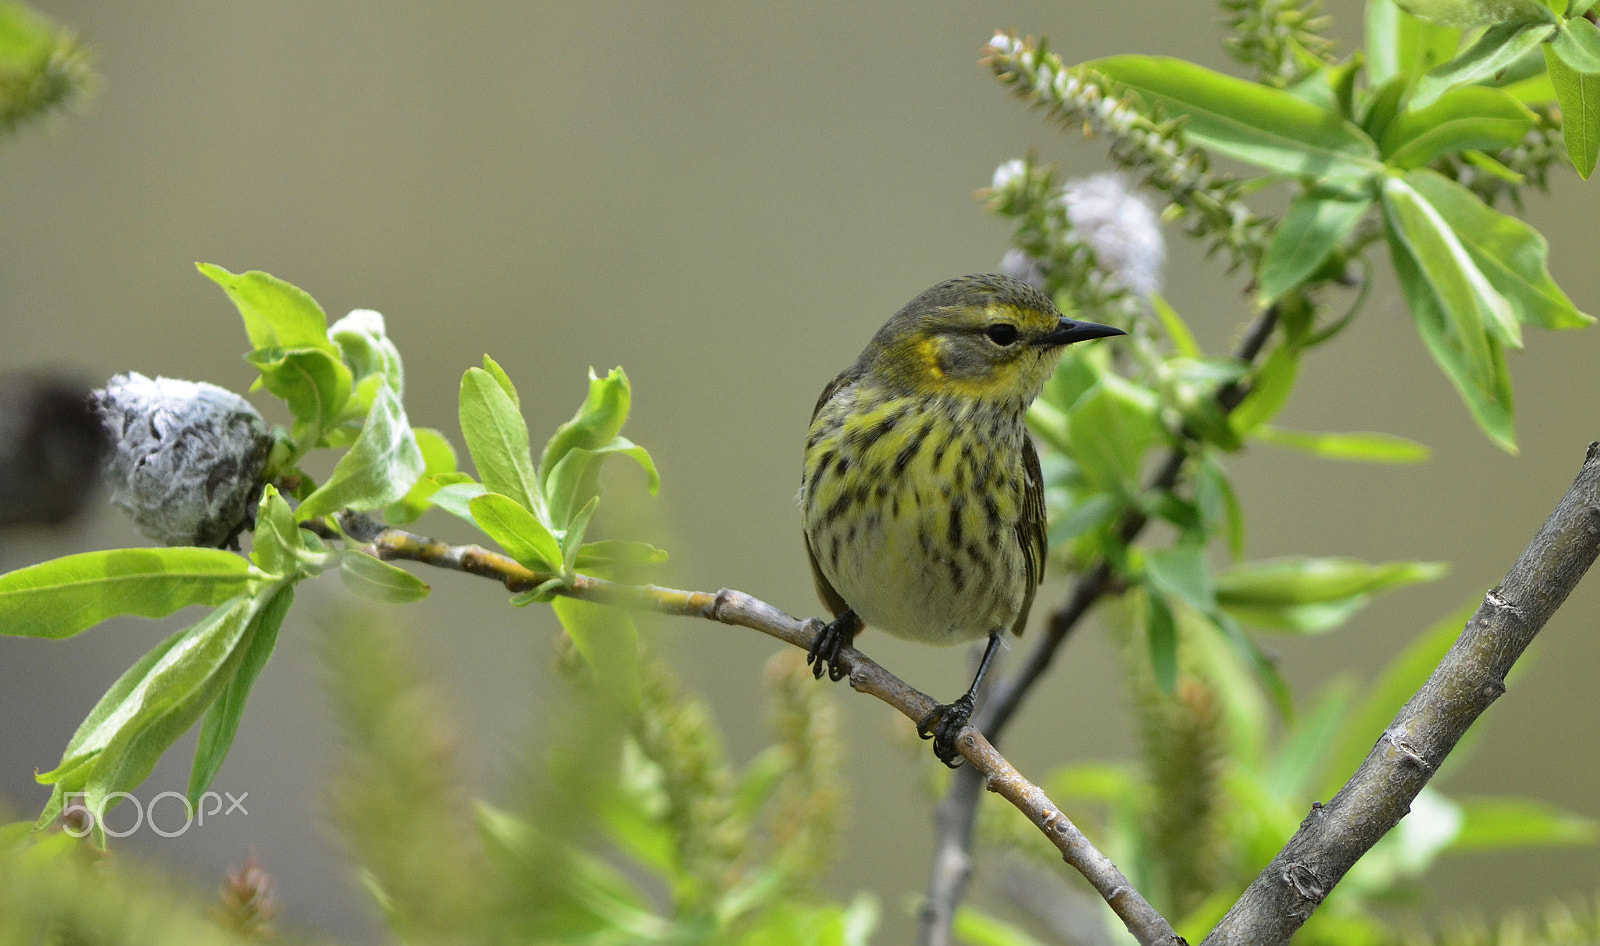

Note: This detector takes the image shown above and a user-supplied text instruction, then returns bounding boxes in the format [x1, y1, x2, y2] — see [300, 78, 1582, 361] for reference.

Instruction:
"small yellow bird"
[800, 273, 1125, 765]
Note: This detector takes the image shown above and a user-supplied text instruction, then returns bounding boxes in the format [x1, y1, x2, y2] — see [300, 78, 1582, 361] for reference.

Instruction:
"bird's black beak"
[1035, 317, 1127, 347]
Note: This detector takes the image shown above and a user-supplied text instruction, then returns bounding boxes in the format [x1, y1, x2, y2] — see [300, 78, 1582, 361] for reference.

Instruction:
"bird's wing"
[1010, 435, 1048, 638]
[804, 366, 858, 622]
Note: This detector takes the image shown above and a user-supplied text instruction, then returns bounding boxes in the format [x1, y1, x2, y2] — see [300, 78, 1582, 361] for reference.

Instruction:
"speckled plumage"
[798, 273, 1125, 766]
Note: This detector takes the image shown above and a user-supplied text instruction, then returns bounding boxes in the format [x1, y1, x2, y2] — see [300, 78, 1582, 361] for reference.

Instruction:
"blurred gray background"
[2, 1, 1597, 942]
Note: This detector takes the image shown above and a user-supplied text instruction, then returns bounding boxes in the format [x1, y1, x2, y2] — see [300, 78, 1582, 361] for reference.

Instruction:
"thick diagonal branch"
[339, 513, 1182, 946]
[1202, 442, 1600, 944]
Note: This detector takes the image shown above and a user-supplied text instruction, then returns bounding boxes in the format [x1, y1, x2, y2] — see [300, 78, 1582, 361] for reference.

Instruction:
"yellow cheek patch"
[917, 338, 944, 380]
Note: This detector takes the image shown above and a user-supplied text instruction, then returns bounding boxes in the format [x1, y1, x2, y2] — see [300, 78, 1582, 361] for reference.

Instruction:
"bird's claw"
[918, 694, 976, 768]
[806, 615, 853, 682]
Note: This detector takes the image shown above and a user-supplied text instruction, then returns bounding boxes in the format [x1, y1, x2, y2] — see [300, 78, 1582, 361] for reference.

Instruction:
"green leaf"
[1258, 190, 1373, 303]
[1396, 169, 1592, 329]
[337, 552, 428, 603]
[427, 479, 487, 524]
[573, 540, 669, 569]
[1266, 680, 1356, 801]
[1150, 293, 1201, 358]
[244, 346, 352, 449]
[1362, 76, 1410, 142]
[1090, 56, 1382, 179]
[481, 354, 520, 406]
[560, 496, 601, 575]
[1554, 14, 1600, 71]
[1449, 796, 1599, 849]
[0, 547, 257, 639]
[1322, 600, 1477, 794]
[1064, 374, 1161, 495]
[249, 486, 303, 577]
[35, 592, 267, 844]
[1146, 593, 1178, 695]
[469, 491, 562, 572]
[1217, 556, 1447, 633]
[543, 438, 660, 530]
[329, 308, 404, 399]
[187, 582, 294, 804]
[384, 427, 459, 524]
[1368, 0, 1465, 89]
[1230, 344, 1300, 435]
[953, 908, 1051, 946]
[1382, 86, 1536, 167]
[551, 597, 641, 713]
[1545, 41, 1600, 177]
[1253, 425, 1432, 463]
[459, 365, 540, 514]
[197, 263, 336, 355]
[1413, 19, 1557, 108]
[1392, 0, 1552, 27]
[1388, 204, 1518, 451]
[1144, 543, 1216, 614]
[539, 368, 632, 482]
[296, 384, 425, 521]
[1196, 453, 1245, 560]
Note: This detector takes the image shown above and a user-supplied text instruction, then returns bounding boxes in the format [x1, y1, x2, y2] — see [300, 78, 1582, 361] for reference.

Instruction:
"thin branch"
[1202, 442, 1600, 944]
[338, 513, 1183, 946]
[918, 304, 1279, 946]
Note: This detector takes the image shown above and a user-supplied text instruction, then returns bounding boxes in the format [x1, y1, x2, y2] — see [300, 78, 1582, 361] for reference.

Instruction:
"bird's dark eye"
[985, 323, 1019, 346]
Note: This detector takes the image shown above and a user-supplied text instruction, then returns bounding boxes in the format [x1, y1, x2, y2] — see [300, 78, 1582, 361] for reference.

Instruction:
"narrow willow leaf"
[1146, 593, 1178, 696]
[338, 551, 431, 603]
[1150, 293, 1201, 358]
[1393, 0, 1551, 28]
[1253, 425, 1432, 463]
[1390, 233, 1517, 451]
[1231, 344, 1300, 436]
[573, 540, 668, 569]
[1403, 168, 1593, 329]
[1412, 19, 1557, 108]
[1091, 56, 1382, 179]
[1382, 86, 1536, 167]
[1144, 543, 1216, 614]
[953, 908, 1052, 946]
[1547, 37, 1600, 177]
[187, 582, 295, 804]
[197, 263, 336, 354]
[296, 384, 424, 521]
[1383, 176, 1511, 386]
[1368, 0, 1466, 88]
[0, 548, 257, 639]
[1217, 557, 1447, 633]
[1197, 454, 1245, 560]
[1258, 190, 1373, 303]
[459, 366, 540, 514]
[561, 496, 601, 574]
[35, 593, 265, 843]
[469, 491, 562, 572]
[1449, 797, 1599, 849]
[1552, 15, 1600, 72]
[1323, 601, 1477, 794]
[551, 597, 641, 713]
[1362, 76, 1410, 142]
[244, 346, 352, 448]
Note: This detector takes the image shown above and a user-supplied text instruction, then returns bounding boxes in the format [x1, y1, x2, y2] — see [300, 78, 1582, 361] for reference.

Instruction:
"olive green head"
[856, 273, 1125, 403]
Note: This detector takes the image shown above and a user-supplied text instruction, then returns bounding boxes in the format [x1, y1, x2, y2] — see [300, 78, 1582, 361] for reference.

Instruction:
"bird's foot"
[918, 694, 976, 768]
[806, 611, 859, 682]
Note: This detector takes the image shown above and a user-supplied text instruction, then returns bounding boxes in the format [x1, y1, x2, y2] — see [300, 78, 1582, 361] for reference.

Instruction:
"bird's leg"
[918, 630, 1004, 768]
[807, 609, 862, 682]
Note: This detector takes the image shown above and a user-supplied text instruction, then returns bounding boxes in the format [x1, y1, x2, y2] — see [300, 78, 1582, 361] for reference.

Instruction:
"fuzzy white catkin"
[95, 373, 270, 547]
[1060, 172, 1164, 299]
